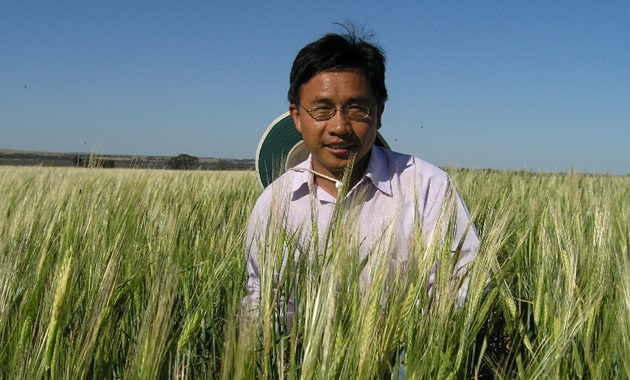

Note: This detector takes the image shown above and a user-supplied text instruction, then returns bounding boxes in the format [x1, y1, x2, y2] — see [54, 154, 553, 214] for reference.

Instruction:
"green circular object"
[255, 111, 390, 188]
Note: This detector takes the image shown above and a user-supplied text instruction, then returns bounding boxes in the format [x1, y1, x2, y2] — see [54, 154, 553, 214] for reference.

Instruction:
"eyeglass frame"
[298, 103, 377, 121]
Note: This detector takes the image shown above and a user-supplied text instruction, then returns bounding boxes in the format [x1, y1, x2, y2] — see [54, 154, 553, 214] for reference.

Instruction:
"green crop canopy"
[255, 111, 390, 188]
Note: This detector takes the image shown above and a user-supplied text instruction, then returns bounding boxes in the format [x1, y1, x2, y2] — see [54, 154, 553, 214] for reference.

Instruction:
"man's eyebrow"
[308, 98, 334, 105]
[345, 97, 371, 104]
[309, 97, 372, 106]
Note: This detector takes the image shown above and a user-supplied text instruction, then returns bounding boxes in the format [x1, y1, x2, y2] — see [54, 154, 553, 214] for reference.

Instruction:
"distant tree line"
[72, 155, 115, 168]
[167, 154, 199, 170]
[0, 150, 255, 170]
[164, 154, 256, 171]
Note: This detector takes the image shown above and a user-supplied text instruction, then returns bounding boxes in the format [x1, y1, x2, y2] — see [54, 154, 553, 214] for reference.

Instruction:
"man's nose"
[327, 108, 352, 135]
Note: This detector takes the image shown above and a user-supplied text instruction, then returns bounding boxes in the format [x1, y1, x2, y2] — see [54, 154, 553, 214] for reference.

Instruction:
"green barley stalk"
[2, 166, 629, 378]
[44, 248, 72, 377]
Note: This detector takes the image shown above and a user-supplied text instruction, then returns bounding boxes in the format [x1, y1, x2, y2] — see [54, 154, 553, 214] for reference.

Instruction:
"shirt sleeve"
[242, 180, 298, 329]
[421, 173, 480, 306]
[243, 197, 264, 320]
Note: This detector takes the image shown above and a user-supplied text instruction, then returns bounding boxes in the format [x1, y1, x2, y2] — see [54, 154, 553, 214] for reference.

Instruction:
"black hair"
[288, 23, 388, 105]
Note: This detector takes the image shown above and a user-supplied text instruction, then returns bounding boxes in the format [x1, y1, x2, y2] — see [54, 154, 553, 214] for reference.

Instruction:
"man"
[245, 28, 479, 328]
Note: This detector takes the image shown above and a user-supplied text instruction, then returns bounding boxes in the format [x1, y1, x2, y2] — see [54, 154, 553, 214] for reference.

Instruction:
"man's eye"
[346, 105, 369, 117]
[311, 107, 334, 115]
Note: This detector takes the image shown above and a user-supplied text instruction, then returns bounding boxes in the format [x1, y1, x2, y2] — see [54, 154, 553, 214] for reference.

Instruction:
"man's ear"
[376, 103, 385, 130]
[289, 104, 302, 133]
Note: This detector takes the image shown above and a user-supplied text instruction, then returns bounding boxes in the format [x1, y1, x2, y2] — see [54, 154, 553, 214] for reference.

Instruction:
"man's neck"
[315, 150, 372, 198]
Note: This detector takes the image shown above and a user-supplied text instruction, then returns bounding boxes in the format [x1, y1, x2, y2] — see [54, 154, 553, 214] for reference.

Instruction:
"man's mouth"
[325, 143, 355, 157]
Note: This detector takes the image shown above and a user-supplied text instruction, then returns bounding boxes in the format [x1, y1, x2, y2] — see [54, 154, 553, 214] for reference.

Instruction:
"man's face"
[289, 70, 383, 180]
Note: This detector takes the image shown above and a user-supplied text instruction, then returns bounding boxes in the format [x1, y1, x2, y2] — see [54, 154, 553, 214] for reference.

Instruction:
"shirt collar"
[362, 145, 392, 196]
[288, 162, 313, 200]
[289, 145, 393, 199]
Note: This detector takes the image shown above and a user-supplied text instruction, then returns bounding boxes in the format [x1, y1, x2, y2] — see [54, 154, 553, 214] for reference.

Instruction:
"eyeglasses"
[299, 103, 375, 121]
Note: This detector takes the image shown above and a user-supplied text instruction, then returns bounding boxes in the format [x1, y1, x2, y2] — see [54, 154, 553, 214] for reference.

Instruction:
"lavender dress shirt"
[245, 145, 479, 325]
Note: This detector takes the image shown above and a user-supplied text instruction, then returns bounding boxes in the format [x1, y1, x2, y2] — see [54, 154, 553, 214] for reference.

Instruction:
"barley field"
[0, 166, 628, 379]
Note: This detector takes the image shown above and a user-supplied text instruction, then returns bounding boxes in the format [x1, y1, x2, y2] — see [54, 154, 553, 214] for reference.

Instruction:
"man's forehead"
[299, 70, 375, 101]
[307, 68, 366, 82]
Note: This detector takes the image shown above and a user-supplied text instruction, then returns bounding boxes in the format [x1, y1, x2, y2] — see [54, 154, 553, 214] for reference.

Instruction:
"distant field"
[0, 148, 255, 170]
[0, 166, 628, 378]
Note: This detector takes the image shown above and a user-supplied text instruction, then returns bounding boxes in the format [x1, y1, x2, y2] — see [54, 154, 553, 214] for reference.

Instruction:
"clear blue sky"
[2, 1, 628, 174]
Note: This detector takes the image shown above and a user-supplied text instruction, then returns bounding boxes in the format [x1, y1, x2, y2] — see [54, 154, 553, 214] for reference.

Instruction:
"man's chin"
[314, 155, 356, 176]
[317, 163, 348, 178]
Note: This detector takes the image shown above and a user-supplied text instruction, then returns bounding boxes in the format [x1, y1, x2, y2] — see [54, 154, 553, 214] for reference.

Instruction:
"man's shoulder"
[258, 170, 299, 197]
[376, 146, 449, 181]
[254, 165, 309, 207]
